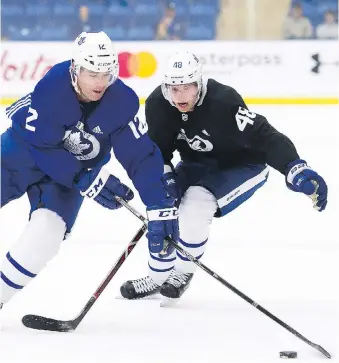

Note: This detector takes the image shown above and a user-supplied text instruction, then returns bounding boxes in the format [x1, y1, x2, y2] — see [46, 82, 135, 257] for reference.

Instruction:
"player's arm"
[228, 90, 298, 173]
[110, 115, 168, 206]
[229, 88, 327, 211]
[14, 87, 83, 188]
[110, 105, 178, 255]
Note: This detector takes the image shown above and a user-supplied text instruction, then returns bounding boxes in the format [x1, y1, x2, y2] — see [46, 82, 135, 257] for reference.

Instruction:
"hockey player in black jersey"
[120, 51, 328, 304]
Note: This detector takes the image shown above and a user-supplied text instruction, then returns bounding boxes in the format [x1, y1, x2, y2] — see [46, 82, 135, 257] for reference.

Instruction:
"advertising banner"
[1, 41, 337, 105]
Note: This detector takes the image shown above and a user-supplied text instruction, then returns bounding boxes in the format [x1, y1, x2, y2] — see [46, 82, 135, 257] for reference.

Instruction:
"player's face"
[77, 69, 112, 102]
[168, 83, 199, 112]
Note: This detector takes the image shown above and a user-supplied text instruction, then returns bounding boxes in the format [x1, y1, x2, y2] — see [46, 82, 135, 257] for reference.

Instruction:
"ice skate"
[120, 276, 161, 300]
[160, 269, 193, 307]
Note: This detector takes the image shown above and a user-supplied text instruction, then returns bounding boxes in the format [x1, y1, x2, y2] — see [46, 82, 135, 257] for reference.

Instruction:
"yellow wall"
[217, 0, 292, 40]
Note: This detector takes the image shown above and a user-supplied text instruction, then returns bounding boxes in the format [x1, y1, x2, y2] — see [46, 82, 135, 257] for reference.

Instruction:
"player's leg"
[119, 162, 199, 300]
[160, 164, 270, 302]
[0, 178, 83, 306]
[146, 162, 207, 284]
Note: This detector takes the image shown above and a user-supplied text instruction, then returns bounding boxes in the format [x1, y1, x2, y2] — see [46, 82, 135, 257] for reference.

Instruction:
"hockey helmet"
[161, 51, 203, 106]
[70, 31, 119, 89]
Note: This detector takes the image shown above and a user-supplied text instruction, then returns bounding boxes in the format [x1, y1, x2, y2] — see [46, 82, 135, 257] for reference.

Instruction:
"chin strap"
[69, 63, 81, 95]
[69, 64, 91, 102]
[196, 78, 208, 106]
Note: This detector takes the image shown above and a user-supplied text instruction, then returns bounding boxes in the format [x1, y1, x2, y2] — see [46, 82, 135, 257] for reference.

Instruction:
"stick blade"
[22, 314, 75, 332]
[314, 344, 331, 359]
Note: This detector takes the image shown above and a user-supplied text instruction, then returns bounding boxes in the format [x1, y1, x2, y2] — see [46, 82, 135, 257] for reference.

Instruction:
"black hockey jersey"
[145, 79, 299, 174]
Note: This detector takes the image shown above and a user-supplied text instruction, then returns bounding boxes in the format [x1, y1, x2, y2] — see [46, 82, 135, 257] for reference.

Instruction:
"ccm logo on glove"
[148, 207, 178, 220]
[79, 169, 110, 198]
[76, 168, 133, 210]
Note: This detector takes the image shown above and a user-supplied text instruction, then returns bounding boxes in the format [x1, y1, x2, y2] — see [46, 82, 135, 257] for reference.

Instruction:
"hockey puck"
[280, 351, 297, 359]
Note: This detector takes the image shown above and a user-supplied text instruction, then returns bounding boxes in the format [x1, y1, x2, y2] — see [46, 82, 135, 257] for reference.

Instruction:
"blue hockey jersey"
[5, 61, 167, 206]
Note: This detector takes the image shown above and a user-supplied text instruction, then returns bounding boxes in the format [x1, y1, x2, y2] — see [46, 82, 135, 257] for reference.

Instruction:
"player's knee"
[30, 208, 66, 249]
[30, 208, 66, 234]
[11, 208, 67, 272]
[0, 209, 66, 303]
[179, 186, 217, 242]
[180, 186, 218, 221]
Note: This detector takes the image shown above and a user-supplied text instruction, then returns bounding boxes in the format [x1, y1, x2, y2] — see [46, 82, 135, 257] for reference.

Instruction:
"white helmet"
[161, 51, 203, 106]
[70, 31, 119, 90]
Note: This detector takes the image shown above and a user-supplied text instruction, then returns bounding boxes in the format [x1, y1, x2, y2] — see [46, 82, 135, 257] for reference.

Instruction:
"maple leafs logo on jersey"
[64, 132, 90, 155]
[63, 124, 100, 161]
[177, 129, 213, 152]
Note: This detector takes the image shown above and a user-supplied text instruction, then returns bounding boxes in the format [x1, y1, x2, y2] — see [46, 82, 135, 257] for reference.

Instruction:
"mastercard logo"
[118, 52, 157, 78]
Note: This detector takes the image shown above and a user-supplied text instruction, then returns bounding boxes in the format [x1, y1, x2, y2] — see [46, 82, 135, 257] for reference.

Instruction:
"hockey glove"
[285, 159, 327, 211]
[147, 197, 179, 254]
[162, 164, 181, 199]
[76, 168, 134, 210]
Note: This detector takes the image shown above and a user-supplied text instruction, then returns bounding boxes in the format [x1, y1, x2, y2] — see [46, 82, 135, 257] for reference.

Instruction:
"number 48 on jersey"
[235, 107, 257, 132]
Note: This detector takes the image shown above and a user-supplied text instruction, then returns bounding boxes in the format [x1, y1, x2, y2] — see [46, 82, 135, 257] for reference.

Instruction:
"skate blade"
[0, 303, 4, 331]
[115, 294, 161, 301]
[160, 296, 180, 307]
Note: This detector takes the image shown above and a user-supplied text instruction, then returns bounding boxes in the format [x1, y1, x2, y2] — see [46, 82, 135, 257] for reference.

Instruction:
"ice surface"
[0, 105, 338, 363]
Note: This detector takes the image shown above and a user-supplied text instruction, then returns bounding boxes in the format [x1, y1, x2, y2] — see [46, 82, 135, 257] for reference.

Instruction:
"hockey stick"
[22, 223, 147, 332]
[116, 198, 331, 359]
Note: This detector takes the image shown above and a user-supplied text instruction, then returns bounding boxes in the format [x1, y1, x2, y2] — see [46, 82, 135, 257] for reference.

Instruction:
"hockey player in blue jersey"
[0, 32, 178, 313]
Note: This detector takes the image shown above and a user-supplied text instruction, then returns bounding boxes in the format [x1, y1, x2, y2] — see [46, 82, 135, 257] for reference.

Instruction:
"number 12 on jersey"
[128, 116, 148, 139]
[235, 107, 257, 131]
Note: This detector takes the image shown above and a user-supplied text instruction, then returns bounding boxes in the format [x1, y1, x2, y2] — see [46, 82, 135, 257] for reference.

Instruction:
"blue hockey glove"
[76, 168, 134, 210]
[285, 159, 327, 211]
[162, 164, 181, 199]
[147, 197, 179, 254]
